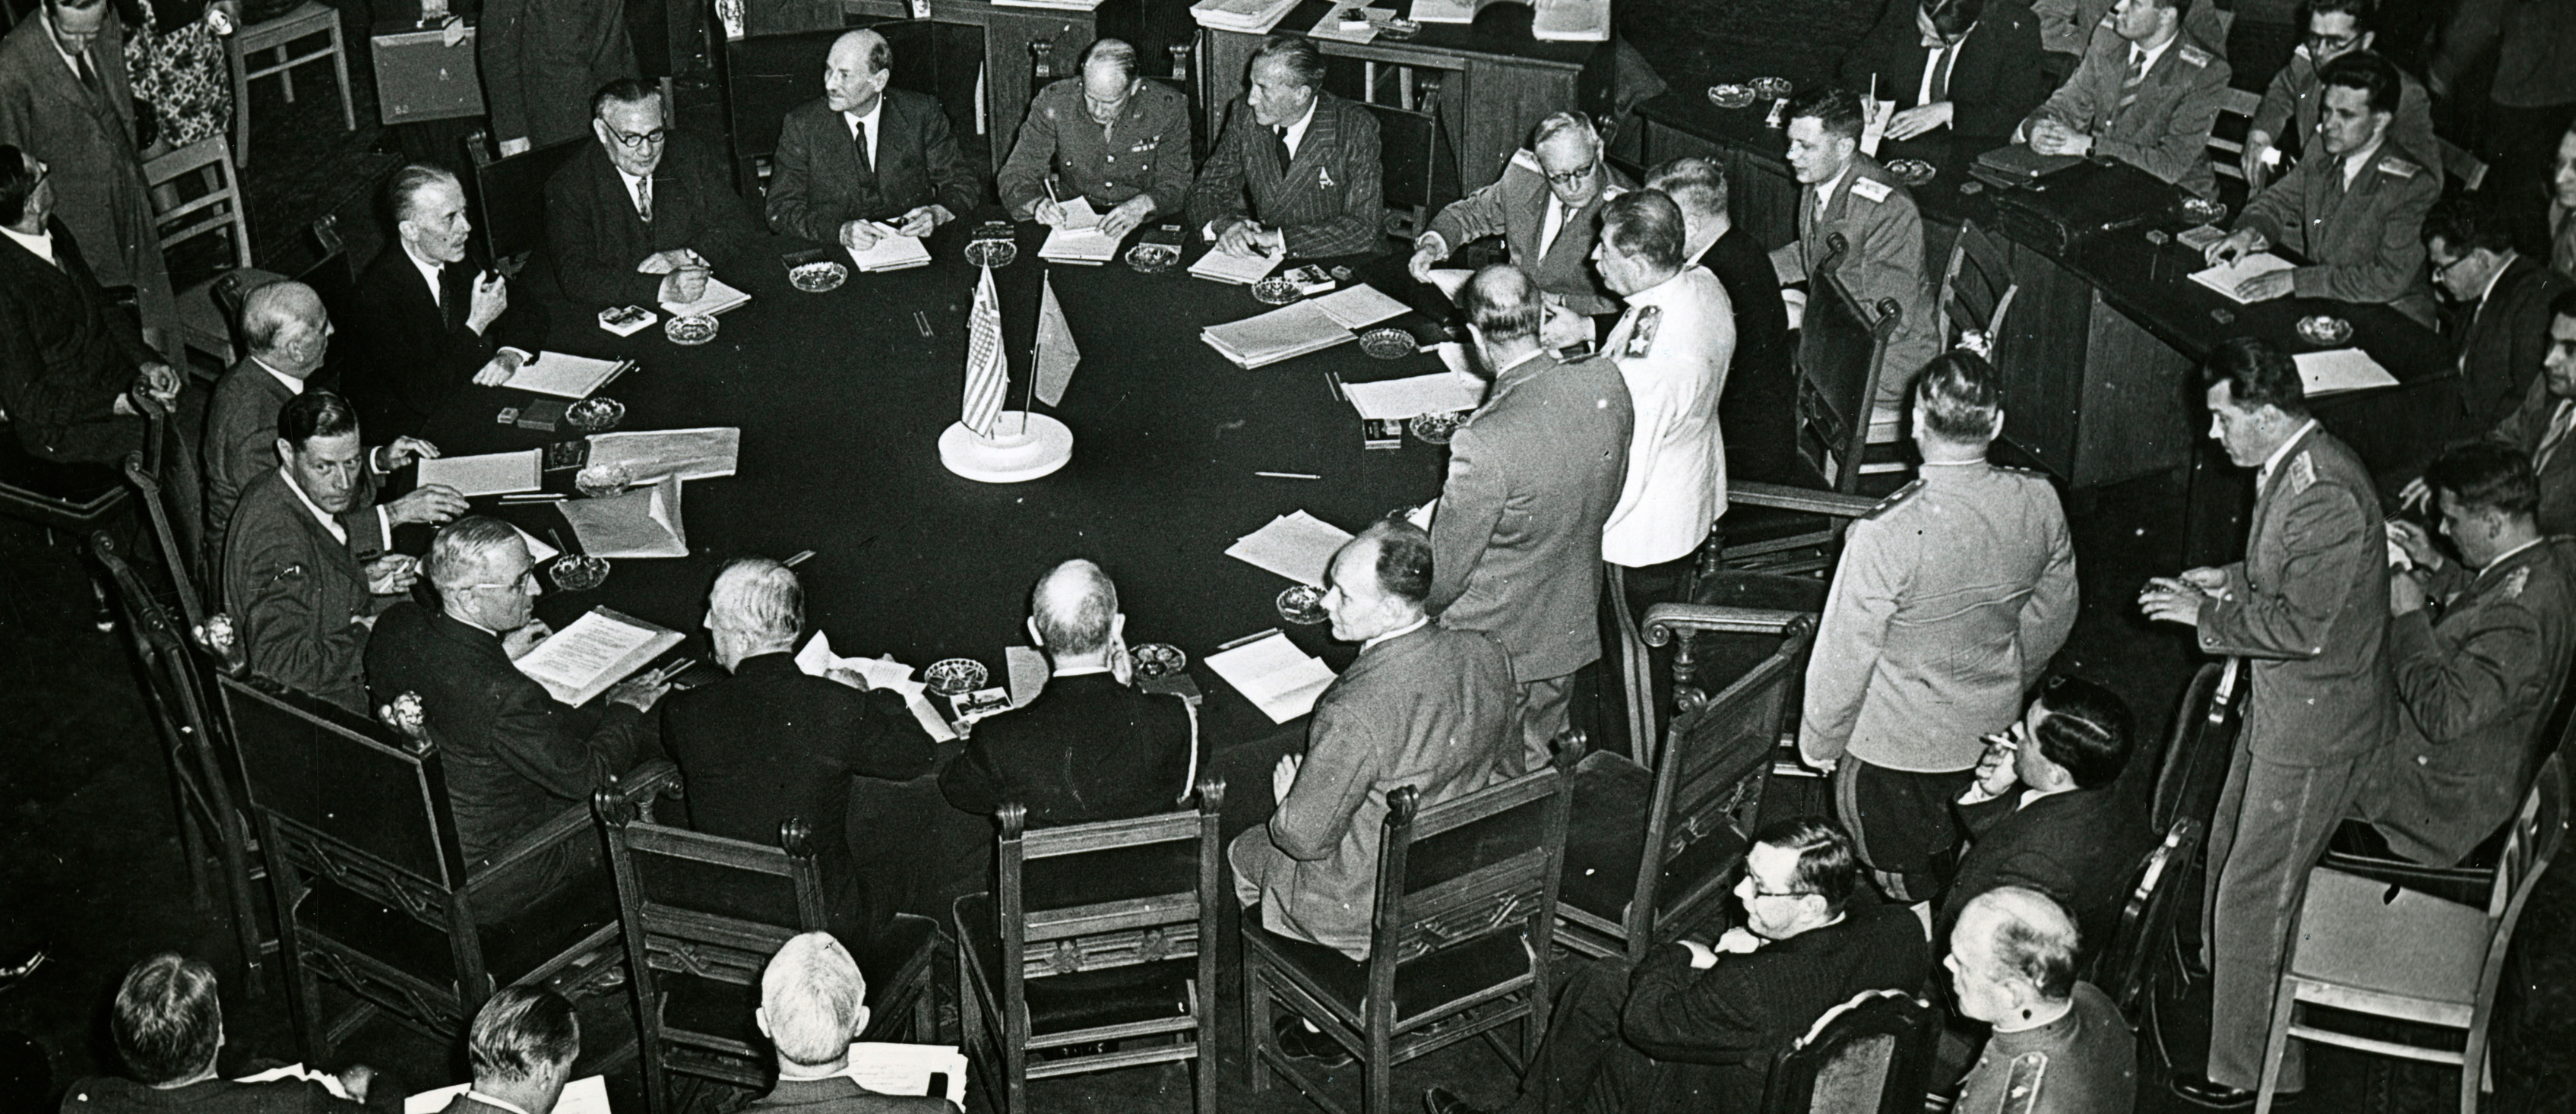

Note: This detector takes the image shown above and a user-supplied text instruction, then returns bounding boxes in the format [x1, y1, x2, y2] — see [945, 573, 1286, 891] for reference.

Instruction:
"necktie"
[2118, 48, 2147, 116]
[1927, 45, 1954, 104]
[72, 45, 99, 96]
[852, 119, 873, 178]
[1271, 125, 1293, 175]
[2540, 400, 2576, 474]
[635, 175, 653, 223]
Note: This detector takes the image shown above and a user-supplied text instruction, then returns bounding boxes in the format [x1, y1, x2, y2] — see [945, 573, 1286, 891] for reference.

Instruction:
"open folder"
[512, 606, 684, 707]
[558, 473, 687, 557]
[848, 224, 935, 272]
[416, 448, 542, 496]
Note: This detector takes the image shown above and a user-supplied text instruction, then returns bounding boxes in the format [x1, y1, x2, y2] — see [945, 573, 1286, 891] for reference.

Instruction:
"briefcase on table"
[1992, 157, 2179, 253]
[371, 18, 483, 125]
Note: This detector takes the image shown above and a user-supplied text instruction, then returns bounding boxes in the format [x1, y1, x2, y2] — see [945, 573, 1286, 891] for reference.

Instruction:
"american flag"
[960, 264, 1007, 437]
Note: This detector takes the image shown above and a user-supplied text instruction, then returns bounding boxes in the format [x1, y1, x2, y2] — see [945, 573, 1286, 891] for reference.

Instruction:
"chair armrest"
[1641, 604, 1817, 647]
[1727, 481, 1889, 520]
[470, 759, 682, 885]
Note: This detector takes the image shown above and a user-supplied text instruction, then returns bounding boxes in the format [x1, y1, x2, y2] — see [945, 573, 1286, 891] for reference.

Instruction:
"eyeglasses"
[2430, 253, 2476, 282]
[1736, 873, 1818, 901]
[1543, 158, 1600, 188]
[605, 125, 667, 149]
[2305, 30, 2363, 57]
[457, 569, 540, 593]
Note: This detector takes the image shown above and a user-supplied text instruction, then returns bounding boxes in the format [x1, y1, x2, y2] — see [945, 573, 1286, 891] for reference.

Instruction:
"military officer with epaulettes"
[2020, 0, 2231, 198]
[2206, 52, 2442, 325]
[1594, 190, 1734, 571]
[1771, 86, 1938, 425]
[995, 39, 1195, 244]
[1801, 351, 2079, 902]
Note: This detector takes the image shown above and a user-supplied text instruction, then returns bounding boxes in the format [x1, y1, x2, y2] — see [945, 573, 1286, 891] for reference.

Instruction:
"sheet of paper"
[416, 448, 542, 496]
[1005, 644, 1050, 707]
[1410, 0, 1475, 22]
[1201, 302, 1354, 369]
[1204, 631, 1337, 723]
[236, 1065, 352, 1100]
[1052, 195, 1101, 229]
[514, 524, 559, 562]
[410, 1076, 610, 1114]
[559, 474, 688, 558]
[586, 427, 742, 481]
[2293, 347, 2400, 397]
[843, 1043, 970, 1112]
[848, 225, 935, 272]
[1188, 246, 1283, 286]
[1225, 510, 1355, 587]
[514, 606, 683, 707]
[1310, 283, 1410, 329]
[1425, 267, 1473, 301]
[796, 632, 958, 742]
[1341, 371, 1485, 420]
[1040, 220, 1122, 264]
[1309, 5, 1391, 43]
[1431, 340, 1476, 379]
[659, 275, 753, 318]
[2187, 252, 2296, 304]
[505, 352, 629, 399]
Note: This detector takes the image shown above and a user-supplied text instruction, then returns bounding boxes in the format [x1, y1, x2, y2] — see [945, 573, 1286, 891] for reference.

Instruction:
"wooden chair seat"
[0, 437, 127, 530]
[1243, 913, 1534, 1030]
[296, 864, 619, 989]
[956, 892, 1199, 1036]
[2281, 868, 2489, 1027]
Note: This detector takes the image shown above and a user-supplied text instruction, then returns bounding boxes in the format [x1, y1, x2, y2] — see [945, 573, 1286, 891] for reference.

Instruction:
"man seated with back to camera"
[55, 951, 393, 1112]
[431, 988, 581, 1114]
[1936, 674, 2151, 957]
[745, 932, 959, 1113]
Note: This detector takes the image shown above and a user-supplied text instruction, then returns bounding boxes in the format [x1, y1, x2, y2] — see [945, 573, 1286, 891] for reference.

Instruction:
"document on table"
[1188, 245, 1283, 285]
[843, 1043, 970, 1112]
[2294, 348, 2400, 396]
[416, 448, 542, 495]
[1205, 631, 1337, 723]
[515, 524, 559, 562]
[1201, 302, 1353, 369]
[1410, 0, 1475, 22]
[1040, 199, 1122, 264]
[1425, 267, 1473, 301]
[848, 225, 935, 272]
[410, 1076, 609, 1114]
[503, 352, 631, 398]
[1310, 283, 1410, 329]
[1309, 4, 1394, 42]
[586, 427, 742, 481]
[2187, 252, 2296, 303]
[513, 606, 684, 707]
[1341, 370, 1485, 420]
[658, 274, 753, 317]
[1226, 510, 1355, 587]
[796, 631, 957, 742]
[235, 1065, 351, 1100]
[558, 473, 688, 557]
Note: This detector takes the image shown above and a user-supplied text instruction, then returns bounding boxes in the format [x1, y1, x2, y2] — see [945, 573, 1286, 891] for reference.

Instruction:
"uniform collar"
[2476, 536, 2549, 578]
[1362, 616, 1429, 650]
[1620, 267, 1690, 309]
[2255, 419, 2318, 489]
[461, 1091, 536, 1114]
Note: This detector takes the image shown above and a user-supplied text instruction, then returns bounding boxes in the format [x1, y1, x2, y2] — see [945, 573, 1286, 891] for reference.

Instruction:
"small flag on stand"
[1033, 272, 1082, 407]
[961, 265, 1008, 437]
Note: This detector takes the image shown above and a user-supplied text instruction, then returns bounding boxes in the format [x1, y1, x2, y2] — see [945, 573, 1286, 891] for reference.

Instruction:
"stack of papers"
[1310, 283, 1411, 329]
[1205, 631, 1337, 723]
[1341, 371, 1485, 420]
[844, 1043, 970, 1111]
[1188, 247, 1283, 286]
[1202, 302, 1356, 369]
[2188, 253, 2296, 304]
[1310, 5, 1396, 43]
[504, 353, 631, 399]
[558, 473, 688, 558]
[514, 606, 685, 707]
[411, 1077, 609, 1114]
[2293, 348, 2400, 396]
[1039, 198, 1122, 264]
[1224, 510, 1354, 587]
[236, 1065, 350, 1100]
[1531, 0, 1610, 41]
[1190, 0, 1301, 33]
[416, 448, 542, 496]
[848, 226, 935, 272]
[659, 275, 752, 317]
[586, 427, 742, 481]
[796, 631, 958, 742]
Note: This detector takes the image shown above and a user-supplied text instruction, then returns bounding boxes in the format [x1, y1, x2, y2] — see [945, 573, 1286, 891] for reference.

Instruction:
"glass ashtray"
[574, 463, 632, 498]
[2179, 197, 2229, 225]
[1359, 327, 1418, 359]
[1887, 159, 1937, 187]
[1749, 76, 1794, 100]
[1252, 277, 1302, 305]
[2296, 315, 2354, 346]
[1408, 411, 1470, 445]
[548, 553, 610, 591]
[665, 314, 719, 345]
[1707, 84, 1757, 109]
[1125, 242, 1181, 274]
[565, 396, 625, 432]
[1276, 585, 1328, 625]
[1131, 642, 1187, 679]
[964, 239, 1018, 269]
[925, 657, 989, 695]
[790, 261, 848, 293]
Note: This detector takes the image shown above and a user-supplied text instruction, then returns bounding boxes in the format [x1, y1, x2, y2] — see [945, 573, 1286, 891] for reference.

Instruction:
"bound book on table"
[558, 473, 688, 558]
[1188, 245, 1282, 286]
[1201, 301, 1352, 369]
[503, 352, 631, 399]
[847, 225, 934, 272]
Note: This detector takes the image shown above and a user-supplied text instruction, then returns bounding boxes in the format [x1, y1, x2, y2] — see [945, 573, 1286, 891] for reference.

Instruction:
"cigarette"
[1219, 628, 1282, 651]
[1254, 471, 1321, 479]
[783, 549, 815, 567]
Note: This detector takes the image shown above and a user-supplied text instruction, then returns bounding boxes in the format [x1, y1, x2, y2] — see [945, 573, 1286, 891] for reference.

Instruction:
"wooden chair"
[2435, 136, 2489, 193]
[1758, 989, 1939, 1114]
[593, 793, 945, 1114]
[2253, 752, 2568, 1114]
[460, 135, 591, 271]
[1355, 68, 1460, 242]
[121, 448, 208, 632]
[955, 778, 1226, 1114]
[1935, 220, 2017, 359]
[2091, 815, 2204, 1021]
[1245, 748, 1577, 1114]
[145, 138, 267, 372]
[227, 1, 358, 166]
[2207, 86, 2265, 196]
[216, 672, 678, 1062]
[1558, 609, 1815, 963]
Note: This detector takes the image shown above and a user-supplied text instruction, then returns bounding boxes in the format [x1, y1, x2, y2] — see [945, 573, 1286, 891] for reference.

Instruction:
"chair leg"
[329, 23, 356, 131]
[1364, 1013, 1393, 1114]
[1244, 967, 1273, 1092]
[166, 753, 214, 912]
[2252, 983, 2299, 1114]
[2461, 1024, 2490, 1113]
[230, 47, 252, 166]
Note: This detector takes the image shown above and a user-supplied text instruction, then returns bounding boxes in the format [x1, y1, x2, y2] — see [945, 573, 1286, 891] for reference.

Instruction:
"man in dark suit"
[0, 146, 177, 464]
[432, 988, 580, 1114]
[348, 166, 549, 438]
[0, 0, 172, 333]
[2425, 197, 2575, 437]
[745, 933, 958, 1113]
[764, 29, 979, 253]
[202, 281, 462, 565]
[55, 952, 391, 1113]
[1424, 819, 1932, 1114]
[1232, 520, 1517, 964]
[663, 558, 938, 943]
[941, 559, 1197, 825]
[365, 516, 666, 920]
[1646, 158, 1795, 485]
[222, 391, 422, 714]
[1187, 34, 1385, 261]
[1837, 0, 2048, 168]
[2404, 290, 2576, 536]
[2141, 337, 2395, 1107]
[547, 79, 764, 309]
[479, 0, 636, 152]
[1412, 112, 1631, 315]
[1937, 674, 2151, 955]
[1429, 264, 1632, 770]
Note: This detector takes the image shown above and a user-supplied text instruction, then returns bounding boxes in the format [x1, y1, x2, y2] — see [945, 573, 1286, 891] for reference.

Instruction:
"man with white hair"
[663, 558, 938, 943]
[747, 932, 956, 1112]
[348, 165, 547, 437]
[1412, 112, 1633, 315]
[365, 516, 664, 918]
[1945, 888, 2136, 1114]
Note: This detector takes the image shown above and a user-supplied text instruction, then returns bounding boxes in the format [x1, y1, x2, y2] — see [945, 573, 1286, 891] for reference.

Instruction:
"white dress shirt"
[280, 466, 350, 546]
[1279, 97, 1318, 161]
[843, 99, 886, 168]
[402, 242, 445, 309]
[1, 223, 57, 267]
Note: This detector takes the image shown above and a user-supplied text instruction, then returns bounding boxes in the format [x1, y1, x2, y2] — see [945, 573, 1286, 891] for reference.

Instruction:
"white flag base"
[938, 412, 1073, 483]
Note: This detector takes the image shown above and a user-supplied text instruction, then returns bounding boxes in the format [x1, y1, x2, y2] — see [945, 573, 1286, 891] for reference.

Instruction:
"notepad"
[415, 448, 542, 495]
[1226, 510, 1355, 587]
[585, 427, 742, 481]
[1205, 631, 1337, 723]
[558, 473, 687, 558]
[1341, 371, 1485, 420]
[502, 352, 629, 399]
[513, 606, 683, 707]
[658, 274, 753, 317]
[410, 1077, 609, 1114]
[1188, 245, 1283, 285]
[1201, 301, 1355, 369]
[2187, 253, 2296, 304]
[848, 224, 935, 272]
[1040, 200, 1123, 264]
[2294, 348, 2399, 396]
[1310, 283, 1410, 329]
[796, 631, 957, 742]
[843, 1043, 970, 1112]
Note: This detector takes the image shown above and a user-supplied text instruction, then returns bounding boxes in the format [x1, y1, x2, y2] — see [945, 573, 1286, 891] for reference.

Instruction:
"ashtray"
[1131, 642, 1187, 679]
[2296, 315, 2354, 346]
[1749, 76, 1794, 100]
[1707, 84, 1757, 109]
[1125, 242, 1181, 274]
[565, 397, 625, 432]
[574, 463, 632, 498]
[1359, 327, 1418, 359]
[1887, 159, 1936, 187]
[790, 261, 848, 293]
[1377, 16, 1420, 38]
[1276, 585, 1328, 625]
[1252, 277, 1302, 305]
[2179, 196, 2229, 225]
[964, 239, 1018, 269]
[1408, 411, 1469, 445]
[665, 314, 718, 345]
[548, 553, 610, 591]
[925, 657, 989, 695]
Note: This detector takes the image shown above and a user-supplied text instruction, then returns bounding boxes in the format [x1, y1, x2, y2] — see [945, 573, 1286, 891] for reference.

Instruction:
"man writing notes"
[2202, 53, 2439, 325]
[2241, 0, 2434, 195]
[1837, 0, 2048, 168]
[1594, 191, 1733, 574]
[547, 79, 762, 310]
[766, 29, 980, 253]
[2020, 0, 2229, 198]
[1188, 35, 1385, 261]
[1410, 112, 1631, 315]
[1771, 88, 1936, 424]
[1801, 352, 2077, 902]
[1430, 265, 1632, 768]
[997, 39, 1193, 243]
[2424, 199, 2574, 439]
[2140, 337, 2392, 1109]
[349, 166, 547, 438]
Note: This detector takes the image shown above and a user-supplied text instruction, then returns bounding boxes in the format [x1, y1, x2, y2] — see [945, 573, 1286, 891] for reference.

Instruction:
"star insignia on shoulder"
[1622, 305, 1663, 358]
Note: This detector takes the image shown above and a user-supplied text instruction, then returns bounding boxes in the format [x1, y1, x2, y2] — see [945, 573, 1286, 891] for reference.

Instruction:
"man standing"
[2021, 0, 2229, 198]
[0, 145, 178, 464]
[2203, 53, 2439, 325]
[1412, 112, 1631, 315]
[1771, 87, 1936, 422]
[349, 166, 548, 438]
[1429, 265, 1632, 768]
[2140, 337, 2393, 1108]
[430, 988, 581, 1114]
[547, 79, 763, 309]
[1802, 352, 2078, 901]
[2241, 0, 2434, 194]
[2423, 198, 2574, 437]
[745, 933, 958, 1112]
[1938, 674, 2150, 954]
[1644, 158, 1792, 483]
[766, 30, 979, 253]
[1593, 191, 1732, 572]
[998, 39, 1193, 244]
[0, 0, 172, 333]
[1188, 35, 1384, 261]
[479, 0, 637, 153]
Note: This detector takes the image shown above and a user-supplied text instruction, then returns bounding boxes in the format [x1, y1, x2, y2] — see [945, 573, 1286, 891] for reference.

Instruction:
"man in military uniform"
[2204, 53, 2440, 325]
[1411, 112, 1631, 316]
[996, 40, 1193, 245]
[2241, 0, 2435, 193]
[1594, 190, 1732, 572]
[2140, 337, 2394, 1108]
[2021, 0, 2230, 198]
[1770, 87, 1937, 422]
[2369, 442, 2576, 866]
[1802, 351, 2078, 901]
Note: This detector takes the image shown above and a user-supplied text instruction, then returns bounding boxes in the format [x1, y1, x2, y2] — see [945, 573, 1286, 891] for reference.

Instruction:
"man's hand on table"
[840, 220, 884, 252]
[2204, 228, 2266, 267]
[638, 248, 707, 275]
[1215, 219, 1283, 258]
[2027, 118, 2092, 157]
[364, 554, 419, 597]
[605, 675, 670, 712]
[385, 483, 469, 527]
[1030, 198, 1070, 226]
[1885, 100, 1953, 141]
[895, 204, 954, 237]
[1407, 231, 1449, 283]
[471, 349, 526, 387]
[501, 619, 552, 660]
[826, 666, 872, 691]
[2233, 268, 2295, 302]
[660, 265, 711, 305]
[1098, 195, 1154, 242]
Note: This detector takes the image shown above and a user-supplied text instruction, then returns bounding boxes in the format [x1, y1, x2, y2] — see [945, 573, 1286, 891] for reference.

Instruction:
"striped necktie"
[2117, 47, 2148, 116]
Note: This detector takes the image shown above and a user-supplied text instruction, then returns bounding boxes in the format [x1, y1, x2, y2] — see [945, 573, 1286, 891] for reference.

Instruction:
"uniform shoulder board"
[1864, 479, 1925, 519]
[2288, 451, 2317, 495]
[1622, 305, 1663, 359]
[1998, 1051, 2051, 1114]
[2504, 565, 2531, 600]
[2177, 44, 2211, 68]
[1508, 148, 1543, 175]
[2376, 157, 2421, 179]
[1850, 177, 1893, 204]
[1995, 464, 2050, 479]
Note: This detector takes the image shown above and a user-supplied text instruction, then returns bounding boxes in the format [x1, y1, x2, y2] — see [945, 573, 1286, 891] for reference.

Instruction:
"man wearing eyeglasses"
[547, 79, 762, 309]
[2422, 196, 2573, 438]
[366, 515, 668, 920]
[998, 39, 1193, 245]
[2240, 0, 2432, 194]
[1412, 112, 1632, 316]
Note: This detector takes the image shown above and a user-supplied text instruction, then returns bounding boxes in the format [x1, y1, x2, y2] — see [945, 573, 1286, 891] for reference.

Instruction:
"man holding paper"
[1410, 112, 1631, 316]
[764, 30, 980, 255]
[546, 79, 762, 309]
[350, 166, 549, 437]
[997, 39, 1192, 243]
[745, 933, 960, 1113]
[1187, 35, 1385, 261]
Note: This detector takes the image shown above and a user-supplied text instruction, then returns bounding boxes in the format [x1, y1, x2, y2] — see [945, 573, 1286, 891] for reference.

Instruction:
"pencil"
[1218, 628, 1282, 651]
[783, 549, 815, 567]
[1254, 471, 1321, 479]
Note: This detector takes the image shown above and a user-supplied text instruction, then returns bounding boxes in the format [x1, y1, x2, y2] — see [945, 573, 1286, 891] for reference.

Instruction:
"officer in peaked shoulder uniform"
[2020, 0, 2232, 198]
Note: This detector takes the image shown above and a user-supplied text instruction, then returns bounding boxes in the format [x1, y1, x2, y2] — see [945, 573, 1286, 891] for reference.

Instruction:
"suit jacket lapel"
[1284, 97, 1337, 185]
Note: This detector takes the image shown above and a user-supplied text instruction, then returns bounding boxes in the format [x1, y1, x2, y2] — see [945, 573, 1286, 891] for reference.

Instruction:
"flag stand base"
[938, 412, 1073, 483]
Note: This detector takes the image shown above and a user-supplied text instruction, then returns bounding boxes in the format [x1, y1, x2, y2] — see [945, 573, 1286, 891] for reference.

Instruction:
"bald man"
[765, 29, 980, 252]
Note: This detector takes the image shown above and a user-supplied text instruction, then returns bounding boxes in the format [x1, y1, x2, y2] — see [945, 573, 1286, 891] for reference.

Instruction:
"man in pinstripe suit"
[1187, 36, 1386, 261]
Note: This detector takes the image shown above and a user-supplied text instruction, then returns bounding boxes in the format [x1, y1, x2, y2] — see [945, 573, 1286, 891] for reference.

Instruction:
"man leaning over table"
[1187, 34, 1385, 261]
[547, 78, 763, 310]
[1410, 111, 1631, 316]
[998, 38, 1192, 245]
[766, 29, 980, 256]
